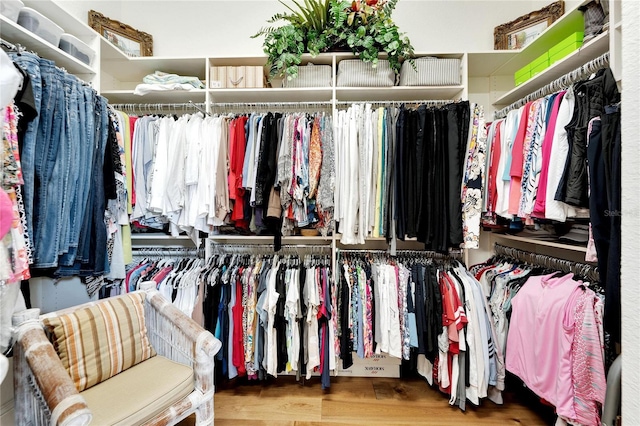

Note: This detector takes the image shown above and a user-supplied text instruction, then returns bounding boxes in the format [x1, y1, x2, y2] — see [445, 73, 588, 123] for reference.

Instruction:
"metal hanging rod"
[336, 99, 458, 107]
[494, 52, 610, 119]
[211, 243, 331, 254]
[132, 247, 205, 258]
[109, 101, 207, 113]
[0, 38, 23, 53]
[210, 101, 333, 110]
[493, 243, 599, 283]
[337, 248, 463, 260]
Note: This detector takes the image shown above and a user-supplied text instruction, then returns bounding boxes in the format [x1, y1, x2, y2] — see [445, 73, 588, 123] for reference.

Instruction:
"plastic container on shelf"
[17, 7, 64, 46]
[514, 64, 531, 86]
[549, 32, 584, 65]
[59, 33, 95, 66]
[529, 52, 550, 77]
[0, 0, 24, 23]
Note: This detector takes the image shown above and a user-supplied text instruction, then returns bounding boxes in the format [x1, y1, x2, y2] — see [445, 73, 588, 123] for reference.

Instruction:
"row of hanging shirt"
[336, 251, 503, 410]
[334, 101, 487, 251]
[111, 109, 335, 243]
[122, 254, 204, 318]
[201, 251, 335, 389]
[481, 67, 622, 345]
[482, 67, 621, 224]
[470, 254, 605, 426]
[112, 100, 491, 252]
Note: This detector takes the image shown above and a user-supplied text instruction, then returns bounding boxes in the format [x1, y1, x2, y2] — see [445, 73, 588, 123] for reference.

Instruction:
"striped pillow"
[43, 292, 156, 392]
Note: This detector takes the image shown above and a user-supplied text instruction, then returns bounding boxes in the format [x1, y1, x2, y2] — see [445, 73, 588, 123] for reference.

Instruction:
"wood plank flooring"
[211, 375, 555, 425]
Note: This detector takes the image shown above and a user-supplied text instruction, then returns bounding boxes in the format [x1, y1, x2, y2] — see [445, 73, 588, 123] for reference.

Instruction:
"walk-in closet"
[1, 0, 637, 425]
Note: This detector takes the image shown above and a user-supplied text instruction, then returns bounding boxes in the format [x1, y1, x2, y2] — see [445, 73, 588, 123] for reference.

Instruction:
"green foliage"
[253, 0, 414, 79]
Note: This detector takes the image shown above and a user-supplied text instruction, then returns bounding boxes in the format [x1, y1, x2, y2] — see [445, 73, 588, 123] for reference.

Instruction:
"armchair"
[12, 282, 221, 425]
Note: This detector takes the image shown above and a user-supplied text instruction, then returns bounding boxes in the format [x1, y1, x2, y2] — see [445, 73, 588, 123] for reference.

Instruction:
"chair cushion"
[81, 355, 194, 425]
[42, 292, 156, 392]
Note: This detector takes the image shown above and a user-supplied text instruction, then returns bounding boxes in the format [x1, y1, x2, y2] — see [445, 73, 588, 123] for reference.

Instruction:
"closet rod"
[210, 101, 333, 108]
[109, 102, 207, 112]
[494, 52, 610, 119]
[493, 243, 599, 282]
[211, 243, 331, 253]
[336, 99, 456, 107]
[0, 38, 23, 53]
[131, 247, 205, 257]
[337, 248, 463, 260]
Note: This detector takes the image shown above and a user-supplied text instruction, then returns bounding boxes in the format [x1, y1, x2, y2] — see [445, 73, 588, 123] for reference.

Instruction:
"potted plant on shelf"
[252, 0, 414, 80]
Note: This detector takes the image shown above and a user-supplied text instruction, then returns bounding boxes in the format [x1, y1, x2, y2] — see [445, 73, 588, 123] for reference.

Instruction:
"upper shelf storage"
[1, 15, 95, 76]
[494, 31, 609, 107]
[466, 0, 614, 112]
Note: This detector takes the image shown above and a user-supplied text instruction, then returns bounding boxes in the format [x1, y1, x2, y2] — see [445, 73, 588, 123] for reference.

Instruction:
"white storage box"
[336, 59, 395, 87]
[337, 354, 401, 378]
[210, 66, 265, 89]
[59, 33, 95, 66]
[0, 0, 24, 23]
[17, 7, 64, 46]
[399, 56, 462, 86]
[283, 63, 332, 88]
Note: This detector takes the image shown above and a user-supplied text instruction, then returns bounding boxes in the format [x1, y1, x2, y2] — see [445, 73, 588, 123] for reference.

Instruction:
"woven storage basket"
[399, 57, 461, 86]
[283, 63, 332, 87]
[336, 59, 395, 87]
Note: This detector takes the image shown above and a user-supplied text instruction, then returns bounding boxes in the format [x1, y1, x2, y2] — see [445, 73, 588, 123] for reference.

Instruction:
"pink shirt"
[505, 272, 583, 409]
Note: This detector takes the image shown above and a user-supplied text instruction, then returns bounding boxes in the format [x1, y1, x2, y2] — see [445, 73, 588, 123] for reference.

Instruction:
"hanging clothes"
[201, 250, 335, 388]
[123, 253, 204, 318]
[123, 110, 335, 243]
[337, 250, 502, 410]
[334, 101, 472, 252]
[482, 67, 621, 342]
[1, 49, 115, 280]
[471, 251, 606, 426]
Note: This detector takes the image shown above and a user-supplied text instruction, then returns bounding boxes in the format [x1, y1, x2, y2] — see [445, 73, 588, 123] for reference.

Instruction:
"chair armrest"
[141, 285, 222, 396]
[13, 309, 92, 426]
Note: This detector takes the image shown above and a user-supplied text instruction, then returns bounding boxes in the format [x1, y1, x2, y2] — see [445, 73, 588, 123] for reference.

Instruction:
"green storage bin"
[531, 62, 548, 77]
[514, 64, 531, 86]
[529, 52, 549, 69]
[549, 32, 584, 64]
[549, 45, 581, 64]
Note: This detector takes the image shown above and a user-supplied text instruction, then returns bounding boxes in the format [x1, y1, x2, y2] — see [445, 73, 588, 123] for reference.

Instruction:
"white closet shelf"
[209, 235, 333, 245]
[494, 32, 610, 107]
[208, 88, 333, 103]
[131, 234, 192, 240]
[335, 86, 464, 102]
[101, 89, 206, 104]
[467, 51, 519, 78]
[130, 234, 197, 248]
[100, 40, 207, 82]
[490, 233, 588, 253]
[1, 16, 96, 75]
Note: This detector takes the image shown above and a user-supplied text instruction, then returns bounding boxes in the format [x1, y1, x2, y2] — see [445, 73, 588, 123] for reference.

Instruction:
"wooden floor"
[210, 375, 555, 426]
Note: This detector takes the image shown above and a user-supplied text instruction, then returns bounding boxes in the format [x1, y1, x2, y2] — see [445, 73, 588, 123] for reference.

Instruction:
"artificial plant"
[252, 0, 414, 79]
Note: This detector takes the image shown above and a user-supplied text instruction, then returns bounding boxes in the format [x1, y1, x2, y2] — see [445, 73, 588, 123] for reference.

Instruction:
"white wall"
[56, 0, 581, 57]
[53, 0, 122, 24]
[621, 1, 640, 423]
